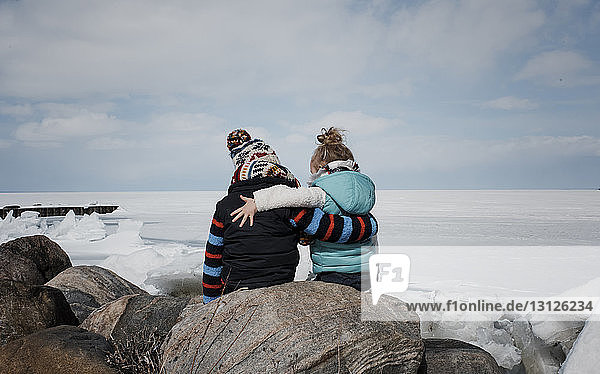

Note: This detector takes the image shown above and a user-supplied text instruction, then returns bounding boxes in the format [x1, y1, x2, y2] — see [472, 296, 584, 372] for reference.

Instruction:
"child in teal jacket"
[231, 127, 378, 291]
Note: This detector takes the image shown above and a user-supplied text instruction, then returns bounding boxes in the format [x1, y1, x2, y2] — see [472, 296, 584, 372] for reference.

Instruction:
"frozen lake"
[1, 190, 599, 297]
[3, 189, 599, 369]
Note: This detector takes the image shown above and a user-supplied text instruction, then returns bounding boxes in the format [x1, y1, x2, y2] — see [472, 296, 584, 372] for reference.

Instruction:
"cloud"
[0, 103, 34, 118]
[386, 0, 545, 73]
[0, 1, 382, 99]
[14, 110, 125, 145]
[81, 111, 232, 153]
[515, 50, 600, 86]
[355, 135, 600, 174]
[0, 139, 11, 149]
[0, 0, 548, 100]
[481, 96, 539, 110]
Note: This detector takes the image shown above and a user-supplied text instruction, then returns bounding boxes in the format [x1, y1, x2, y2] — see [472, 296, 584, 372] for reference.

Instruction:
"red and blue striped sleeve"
[202, 214, 225, 303]
[289, 208, 378, 243]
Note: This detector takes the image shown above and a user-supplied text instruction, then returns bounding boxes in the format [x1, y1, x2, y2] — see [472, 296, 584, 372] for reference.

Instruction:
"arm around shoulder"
[254, 185, 326, 211]
[290, 208, 378, 244]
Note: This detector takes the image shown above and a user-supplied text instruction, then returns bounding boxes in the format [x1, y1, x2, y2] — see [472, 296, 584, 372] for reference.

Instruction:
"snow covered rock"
[417, 339, 503, 374]
[161, 281, 424, 374]
[0, 279, 78, 346]
[0, 325, 118, 374]
[46, 265, 147, 323]
[0, 235, 71, 284]
[560, 321, 600, 374]
[81, 294, 190, 351]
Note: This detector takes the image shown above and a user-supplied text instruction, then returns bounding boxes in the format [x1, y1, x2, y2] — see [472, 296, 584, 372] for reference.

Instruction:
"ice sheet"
[1, 190, 599, 369]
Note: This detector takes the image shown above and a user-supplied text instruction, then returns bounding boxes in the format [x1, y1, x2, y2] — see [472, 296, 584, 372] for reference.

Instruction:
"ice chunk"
[145, 250, 204, 296]
[560, 321, 600, 374]
[528, 277, 600, 355]
[101, 248, 171, 289]
[50, 210, 76, 237]
[48, 211, 106, 241]
[504, 319, 563, 374]
[0, 210, 46, 243]
[413, 289, 522, 369]
[422, 318, 522, 369]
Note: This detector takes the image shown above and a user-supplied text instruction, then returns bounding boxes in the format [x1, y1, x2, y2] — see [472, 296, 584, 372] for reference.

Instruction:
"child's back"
[308, 156, 378, 289]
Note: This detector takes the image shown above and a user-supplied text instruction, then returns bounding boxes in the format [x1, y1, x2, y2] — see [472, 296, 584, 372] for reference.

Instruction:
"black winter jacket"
[206, 177, 300, 294]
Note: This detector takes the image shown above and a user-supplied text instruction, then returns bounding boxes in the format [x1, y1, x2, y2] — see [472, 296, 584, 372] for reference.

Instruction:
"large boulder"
[46, 265, 148, 323]
[0, 235, 71, 284]
[0, 279, 78, 346]
[161, 281, 424, 374]
[417, 339, 503, 374]
[0, 325, 118, 374]
[81, 294, 190, 345]
[81, 294, 191, 373]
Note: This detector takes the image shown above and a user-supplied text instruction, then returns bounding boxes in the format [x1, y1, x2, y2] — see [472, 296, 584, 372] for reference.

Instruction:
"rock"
[81, 294, 190, 373]
[0, 325, 118, 374]
[82, 294, 190, 346]
[0, 235, 71, 284]
[417, 339, 504, 374]
[46, 265, 148, 323]
[0, 279, 78, 346]
[161, 281, 424, 374]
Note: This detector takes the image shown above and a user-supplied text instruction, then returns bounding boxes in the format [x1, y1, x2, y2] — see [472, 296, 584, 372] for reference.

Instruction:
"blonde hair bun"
[316, 127, 345, 145]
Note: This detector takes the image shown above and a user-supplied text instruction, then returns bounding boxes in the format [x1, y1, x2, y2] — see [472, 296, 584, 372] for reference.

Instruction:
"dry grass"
[106, 331, 162, 374]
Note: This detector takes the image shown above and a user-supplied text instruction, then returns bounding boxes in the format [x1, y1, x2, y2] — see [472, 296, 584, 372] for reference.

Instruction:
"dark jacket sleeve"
[288, 208, 378, 243]
[202, 208, 226, 304]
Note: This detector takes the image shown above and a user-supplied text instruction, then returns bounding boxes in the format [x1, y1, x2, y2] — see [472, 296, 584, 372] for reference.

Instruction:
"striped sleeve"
[202, 214, 225, 304]
[289, 208, 378, 243]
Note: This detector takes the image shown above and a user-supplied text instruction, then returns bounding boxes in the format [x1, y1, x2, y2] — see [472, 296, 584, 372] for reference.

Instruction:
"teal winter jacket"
[310, 171, 378, 273]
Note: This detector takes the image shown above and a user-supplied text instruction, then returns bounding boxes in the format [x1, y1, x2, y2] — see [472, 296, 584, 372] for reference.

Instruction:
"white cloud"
[14, 110, 124, 144]
[481, 96, 538, 110]
[0, 1, 382, 99]
[10, 106, 232, 151]
[81, 111, 232, 153]
[0, 139, 11, 149]
[515, 50, 600, 86]
[386, 0, 544, 72]
[0, 0, 548, 100]
[0, 103, 33, 118]
[349, 134, 600, 174]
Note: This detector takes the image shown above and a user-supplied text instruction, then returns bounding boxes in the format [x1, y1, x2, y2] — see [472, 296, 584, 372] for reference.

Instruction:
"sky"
[1, 0, 599, 191]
